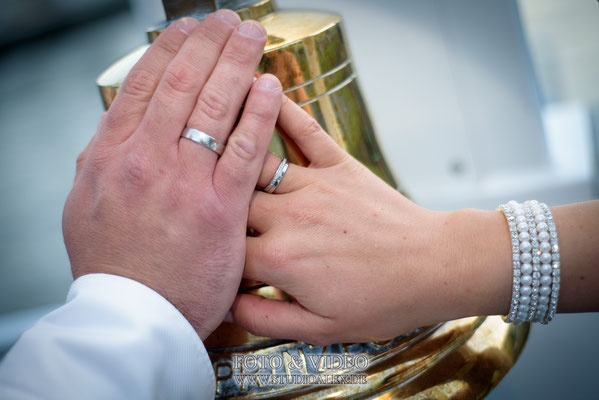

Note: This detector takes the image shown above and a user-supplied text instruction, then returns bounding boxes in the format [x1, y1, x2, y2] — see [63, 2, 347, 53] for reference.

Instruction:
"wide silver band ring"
[181, 127, 225, 156]
[264, 158, 289, 194]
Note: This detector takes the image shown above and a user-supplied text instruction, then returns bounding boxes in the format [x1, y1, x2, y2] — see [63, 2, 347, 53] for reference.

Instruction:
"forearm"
[450, 200, 599, 320]
[551, 201, 599, 312]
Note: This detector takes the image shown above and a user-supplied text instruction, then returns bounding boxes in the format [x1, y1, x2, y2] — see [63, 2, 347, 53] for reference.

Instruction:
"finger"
[244, 234, 299, 285]
[100, 17, 199, 145]
[277, 96, 345, 167]
[213, 74, 282, 202]
[181, 20, 267, 173]
[256, 153, 306, 194]
[231, 294, 331, 344]
[247, 192, 279, 233]
[244, 236, 271, 282]
[247, 193, 276, 237]
[137, 10, 241, 146]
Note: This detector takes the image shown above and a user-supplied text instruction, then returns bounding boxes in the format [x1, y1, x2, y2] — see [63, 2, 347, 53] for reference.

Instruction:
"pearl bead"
[540, 252, 552, 264]
[517, 311, 528, 320]
[540, 263, 552, 275]
[519, 295, 531, 305]
[534, 214, 546, 223]
[540, 276, 552, 286]
[539, 242, 551, 253]
[539, 286, 551, 296]
[520, 285, 532, 296]
[521, 263, 533, 275]
[518, 231, 530, 242]
[516, 215, 527, 224]
[518, 304, 529, 312]
[536, 222, 548, 232]
[521, 275, 532, 286]
[514, 208, 524, 216]
[508, 200, 519, 208]
[538, 232, 550, 242]
[537, 304, 548, 313]
[538, 296, 550, 305]
[520, 241, 532, 253]
[520, 252, 532, 264]
[517, 222, 529, 232]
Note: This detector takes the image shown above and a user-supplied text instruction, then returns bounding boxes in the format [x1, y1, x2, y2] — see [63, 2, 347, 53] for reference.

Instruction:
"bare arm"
[450, 201, 599, 320]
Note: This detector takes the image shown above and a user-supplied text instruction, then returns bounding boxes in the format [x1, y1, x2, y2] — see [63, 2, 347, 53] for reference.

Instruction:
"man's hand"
[62, 10, 282, 340]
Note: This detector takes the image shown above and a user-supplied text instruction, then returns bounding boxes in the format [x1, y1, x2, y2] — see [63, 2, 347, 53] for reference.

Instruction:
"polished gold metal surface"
[96, 1, 529, 397]
[209, 317, 529, 399]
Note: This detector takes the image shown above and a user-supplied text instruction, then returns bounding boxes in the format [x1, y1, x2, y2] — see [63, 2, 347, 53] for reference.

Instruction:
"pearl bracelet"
[498, 200, 560, 325]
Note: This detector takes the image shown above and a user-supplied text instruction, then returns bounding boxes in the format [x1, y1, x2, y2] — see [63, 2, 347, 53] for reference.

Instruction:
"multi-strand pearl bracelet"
[498, 200, 560, 325]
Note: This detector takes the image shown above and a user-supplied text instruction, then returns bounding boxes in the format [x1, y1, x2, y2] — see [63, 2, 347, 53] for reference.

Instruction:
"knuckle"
[262, 238, 288, 268]
[196, 85, 231, 121]
[121, 67, 157, 100]
[100, 110, 119, 132]
[315, 180, 340, 198]
[227, 134, 257, 162]
[288, 204, 323, 227]
[300, 116, 323, 139]
[118, 149, 154, 190]
[221, 45, 255, 70]
[162, 63, 198, 96]
[76, 150, 88, 171]
[245, 102, 277, 125]
[154, 33, 181, 57]
[84, 146, 111, 175]
[281, 94, 291, 108]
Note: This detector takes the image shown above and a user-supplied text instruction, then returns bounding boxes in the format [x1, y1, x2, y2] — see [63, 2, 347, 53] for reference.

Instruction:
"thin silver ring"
[180, 127, 225, 156]
[264, 158, 289, 194]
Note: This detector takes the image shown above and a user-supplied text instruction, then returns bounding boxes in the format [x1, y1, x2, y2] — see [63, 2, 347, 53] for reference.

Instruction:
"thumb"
[231, 294, 333, 346]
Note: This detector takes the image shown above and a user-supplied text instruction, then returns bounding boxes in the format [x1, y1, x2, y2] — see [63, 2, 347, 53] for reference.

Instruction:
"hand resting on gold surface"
[232, 94, 599, 345]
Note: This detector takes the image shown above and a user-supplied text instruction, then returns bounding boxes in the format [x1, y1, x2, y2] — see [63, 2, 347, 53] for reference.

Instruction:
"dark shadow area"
[0, 0, 129, 50]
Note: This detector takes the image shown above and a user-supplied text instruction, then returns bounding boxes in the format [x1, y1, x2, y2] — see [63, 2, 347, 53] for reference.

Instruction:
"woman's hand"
[232, 97, 513, 345]
[63, 11, 283, 340]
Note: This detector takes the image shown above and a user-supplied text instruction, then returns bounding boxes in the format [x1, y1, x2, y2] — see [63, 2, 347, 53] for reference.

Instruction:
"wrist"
[442, 208, 513, 320]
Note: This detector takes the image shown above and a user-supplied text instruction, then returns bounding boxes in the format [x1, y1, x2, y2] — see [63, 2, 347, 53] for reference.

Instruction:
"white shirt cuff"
[0, 273, 216, 399]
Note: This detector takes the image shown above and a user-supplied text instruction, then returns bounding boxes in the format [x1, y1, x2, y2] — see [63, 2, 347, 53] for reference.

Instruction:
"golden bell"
[96, 1, 529, 398]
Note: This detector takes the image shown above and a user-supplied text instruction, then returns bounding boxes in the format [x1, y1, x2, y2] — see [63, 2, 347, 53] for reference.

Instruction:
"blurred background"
[0, 0, 597, 398]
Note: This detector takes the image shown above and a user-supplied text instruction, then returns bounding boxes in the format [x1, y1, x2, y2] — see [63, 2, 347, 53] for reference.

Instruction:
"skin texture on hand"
[232, 98, 464, 345]
[62, 11, 282, 340]
[233, 96, 599, 346]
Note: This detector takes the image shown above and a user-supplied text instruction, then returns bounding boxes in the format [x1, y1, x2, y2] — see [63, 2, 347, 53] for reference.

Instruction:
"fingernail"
[239, 20, 266, 39]
[214, 9, 241, 27]
[257, 75, 281, 91]
[176, 17, 198, 35]
[224, 311, 234, 323]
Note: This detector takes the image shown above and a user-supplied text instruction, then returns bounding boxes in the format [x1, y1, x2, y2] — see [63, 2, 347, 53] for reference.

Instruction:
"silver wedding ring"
[181, 127, 225, 156]
[264, 158, 289, 194]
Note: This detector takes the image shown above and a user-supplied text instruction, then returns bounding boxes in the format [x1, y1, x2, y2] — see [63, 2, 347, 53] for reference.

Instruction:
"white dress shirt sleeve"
[0, 273, 216, 400]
